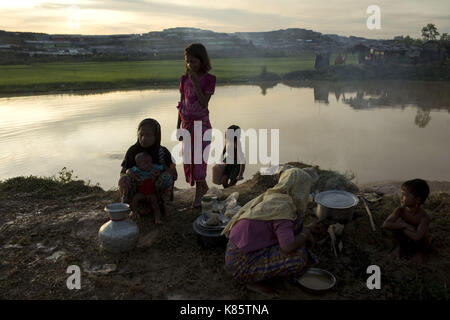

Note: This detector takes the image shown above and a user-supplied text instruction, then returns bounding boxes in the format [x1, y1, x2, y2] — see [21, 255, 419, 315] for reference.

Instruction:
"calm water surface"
[1, 81, 449, 190]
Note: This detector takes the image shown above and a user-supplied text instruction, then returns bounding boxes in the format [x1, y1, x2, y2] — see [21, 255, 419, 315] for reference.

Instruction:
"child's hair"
[401, 179, 430, 204]
[135, 152, 152, 164]
[184, 43, 211, 75]
[226, 125, 241, 138]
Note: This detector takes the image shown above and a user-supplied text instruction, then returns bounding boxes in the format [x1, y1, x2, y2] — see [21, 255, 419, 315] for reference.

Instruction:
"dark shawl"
[120, 118, 174, 173]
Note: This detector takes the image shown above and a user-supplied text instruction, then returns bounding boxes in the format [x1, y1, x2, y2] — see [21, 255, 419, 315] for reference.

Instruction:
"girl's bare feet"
[191, 192, 201, 209]
[199, 181, 209, 198]
[246, 281, 279, 299]
[192, 181, 208, 208]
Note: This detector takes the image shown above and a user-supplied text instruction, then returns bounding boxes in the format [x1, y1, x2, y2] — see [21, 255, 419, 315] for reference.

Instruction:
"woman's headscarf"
[131, 118, 163, 165]
[222, 168, 312, 237]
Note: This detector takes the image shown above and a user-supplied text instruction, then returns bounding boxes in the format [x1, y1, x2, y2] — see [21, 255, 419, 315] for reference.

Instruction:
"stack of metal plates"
[193, 213, 230, 237]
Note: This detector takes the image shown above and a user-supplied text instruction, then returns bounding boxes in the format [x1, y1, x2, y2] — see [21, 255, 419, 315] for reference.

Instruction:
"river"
[1, 80, 449, 190]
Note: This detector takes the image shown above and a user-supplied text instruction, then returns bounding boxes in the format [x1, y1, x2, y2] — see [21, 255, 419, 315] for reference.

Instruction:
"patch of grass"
[0, 167, 105, 199]
[0, 55, 359, 93]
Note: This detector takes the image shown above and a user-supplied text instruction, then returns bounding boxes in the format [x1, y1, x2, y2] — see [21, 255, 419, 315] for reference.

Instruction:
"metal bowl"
[297, 268, 336, 293]
[104, 203, 130, 220]
[314, 190, 359, 223]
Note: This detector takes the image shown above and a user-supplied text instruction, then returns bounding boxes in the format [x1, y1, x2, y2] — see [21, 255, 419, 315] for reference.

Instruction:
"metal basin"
[314, 190, 359, 223]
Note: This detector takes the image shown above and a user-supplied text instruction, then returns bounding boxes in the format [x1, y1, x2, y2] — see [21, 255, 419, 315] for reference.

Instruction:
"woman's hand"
[236, 175, 243, 181]
[303, 229, 316, 249]
[306, 220, 325, 234]
[118, 174, 131, 191]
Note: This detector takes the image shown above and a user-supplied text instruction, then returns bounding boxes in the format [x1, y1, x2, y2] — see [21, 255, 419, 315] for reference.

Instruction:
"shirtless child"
[383, 179, 431, 264]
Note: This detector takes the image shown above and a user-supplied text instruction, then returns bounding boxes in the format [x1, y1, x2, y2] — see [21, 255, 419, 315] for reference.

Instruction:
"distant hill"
[0, 27, 370, 64]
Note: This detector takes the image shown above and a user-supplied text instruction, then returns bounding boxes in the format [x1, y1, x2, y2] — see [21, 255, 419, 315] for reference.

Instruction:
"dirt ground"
[1, 164, 449, 300]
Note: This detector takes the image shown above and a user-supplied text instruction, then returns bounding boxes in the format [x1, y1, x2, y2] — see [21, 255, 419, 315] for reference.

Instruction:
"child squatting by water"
[383, 179, 431, 264]
[221, 125, 245, 188]
[126, 152, 163, 224]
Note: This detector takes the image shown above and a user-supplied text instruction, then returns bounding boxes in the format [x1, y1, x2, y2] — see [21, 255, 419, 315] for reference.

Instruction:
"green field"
[0, 54, 358, 93]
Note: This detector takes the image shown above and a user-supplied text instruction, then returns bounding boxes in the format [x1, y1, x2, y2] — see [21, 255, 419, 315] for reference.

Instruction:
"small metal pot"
[314, 190, 359, 223]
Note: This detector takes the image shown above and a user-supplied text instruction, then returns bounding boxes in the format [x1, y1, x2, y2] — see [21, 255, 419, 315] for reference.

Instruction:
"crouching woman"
[222, 168, 318, 298]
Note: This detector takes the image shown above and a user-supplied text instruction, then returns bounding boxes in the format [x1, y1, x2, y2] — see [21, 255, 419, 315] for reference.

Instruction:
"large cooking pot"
[314, 190, 359, 223]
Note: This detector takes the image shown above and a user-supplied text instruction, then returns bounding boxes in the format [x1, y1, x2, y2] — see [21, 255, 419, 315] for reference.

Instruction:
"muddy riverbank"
[1, 162, 449, 299]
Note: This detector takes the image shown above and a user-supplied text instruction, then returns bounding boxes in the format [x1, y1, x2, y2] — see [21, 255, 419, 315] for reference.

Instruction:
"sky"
[0, 0, 449, 39]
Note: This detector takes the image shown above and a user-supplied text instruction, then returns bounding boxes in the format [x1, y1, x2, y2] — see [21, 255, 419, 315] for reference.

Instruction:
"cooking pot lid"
[314, 190, 359, 209]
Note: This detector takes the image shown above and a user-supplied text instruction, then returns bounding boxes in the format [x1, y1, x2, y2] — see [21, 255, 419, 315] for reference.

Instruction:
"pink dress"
[177, 73, 216, 186]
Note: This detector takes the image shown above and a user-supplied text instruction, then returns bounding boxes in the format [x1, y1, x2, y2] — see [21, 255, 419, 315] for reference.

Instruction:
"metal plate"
[314, 190, 359, 209]
[296, 268, 336, 291]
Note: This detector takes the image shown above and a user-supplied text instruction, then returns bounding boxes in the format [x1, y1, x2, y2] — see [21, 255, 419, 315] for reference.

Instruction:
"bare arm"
[176, 92, 183, 141]
[177, 92, 183, 129]
[237, 164, 245, 179]
[383, 208, 408, 230]
[403, 215, 430, 241]
[189, 72, 212, 108]
[280, 228, 313, 254]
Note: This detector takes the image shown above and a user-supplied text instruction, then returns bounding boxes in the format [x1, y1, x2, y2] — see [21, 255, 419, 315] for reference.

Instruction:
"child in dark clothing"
[221, 125, 245, 188]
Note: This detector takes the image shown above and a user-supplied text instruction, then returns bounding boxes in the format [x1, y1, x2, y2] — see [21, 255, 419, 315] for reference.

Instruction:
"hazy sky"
[1, 0, 449, 39]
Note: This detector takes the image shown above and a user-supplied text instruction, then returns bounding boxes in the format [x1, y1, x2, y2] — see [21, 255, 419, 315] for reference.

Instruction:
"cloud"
[1, 0, 449, 38]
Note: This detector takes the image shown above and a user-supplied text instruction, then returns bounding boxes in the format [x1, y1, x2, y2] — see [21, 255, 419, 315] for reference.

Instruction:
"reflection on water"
[415, 110, 432, 128]
[287, 81, 450, 128]
[0, 81, 449, 190]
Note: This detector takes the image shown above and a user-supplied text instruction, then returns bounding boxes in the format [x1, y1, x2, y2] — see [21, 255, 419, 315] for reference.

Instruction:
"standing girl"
[177, 43, 216, 208]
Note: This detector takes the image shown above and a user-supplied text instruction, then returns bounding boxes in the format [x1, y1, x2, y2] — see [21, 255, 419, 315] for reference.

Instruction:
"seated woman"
[222, 168, 320, 298]
[118, 118, 177, 221]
